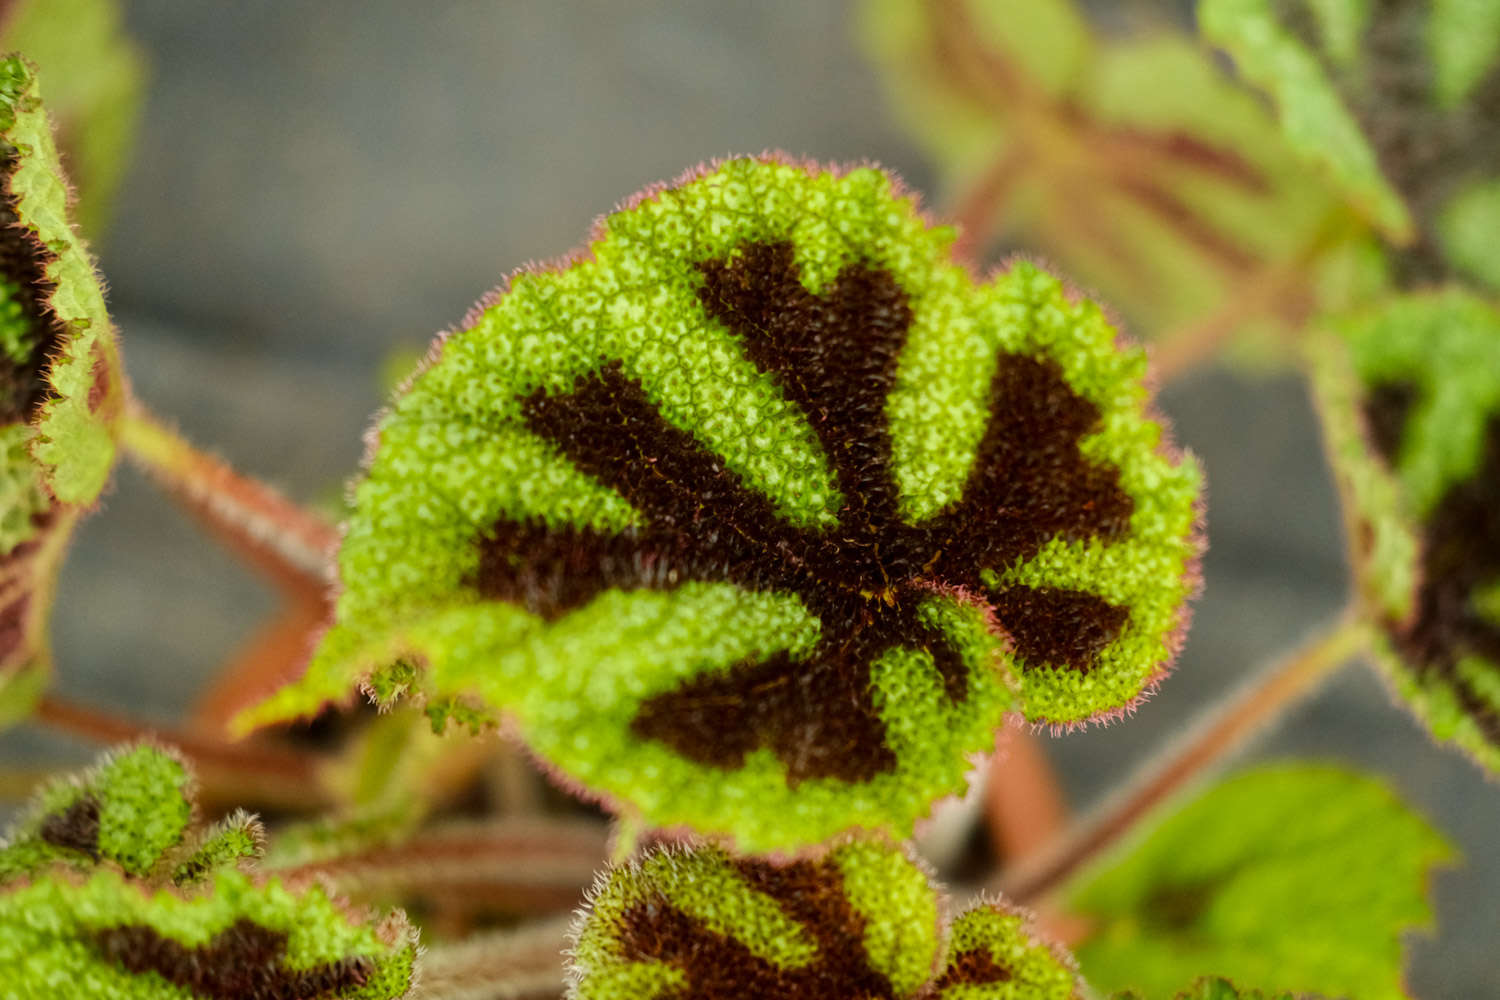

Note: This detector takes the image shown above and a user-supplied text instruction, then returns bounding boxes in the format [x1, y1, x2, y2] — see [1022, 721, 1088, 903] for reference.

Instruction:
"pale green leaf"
[1069, 765, 1452, 1000]
[857, 0, 1340, 364]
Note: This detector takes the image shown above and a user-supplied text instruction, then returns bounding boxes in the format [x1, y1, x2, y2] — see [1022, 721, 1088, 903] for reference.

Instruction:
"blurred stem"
[996, 614, 1368, 905]
[268, 816, 607, 916]
[985, 723, 1069, 864]
[190, 600, 328, 733]
[1151, 209, 1353, 383]
[33, 693, 335, 811]
[950, 148, 1025, 268]
[416, 916, 571, 1000]
[116, 401, 337, 604]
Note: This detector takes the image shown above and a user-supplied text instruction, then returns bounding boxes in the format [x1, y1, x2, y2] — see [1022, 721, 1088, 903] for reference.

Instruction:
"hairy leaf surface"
[0, 744, 416, 999]
[1311, 289, 1500, 773]
[1069, 765, 1450, 1000]
[242, 157, 1201, 850]
[569, 838, 1081, 1000]
[0, 55, 127, 724]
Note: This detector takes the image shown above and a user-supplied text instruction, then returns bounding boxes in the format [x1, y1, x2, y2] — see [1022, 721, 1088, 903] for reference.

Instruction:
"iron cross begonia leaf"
[0, 744, 417, 999]
[568, 838, 1082, 1000]
[0, 55, 129, 725]
[242, 156, 1202, 851]
[1311, 289, 1500, 773]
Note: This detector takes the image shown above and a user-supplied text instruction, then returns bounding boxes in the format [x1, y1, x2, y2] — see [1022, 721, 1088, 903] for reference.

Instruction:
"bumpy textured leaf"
[0, 743, 194, 882]
[242, 157, 1202, 851]
[0, 54, 129, 721]
[0, 744, 416, 999]
[569, 838, 1081, 1000]
[858, 0, 1340, 353]
[1068, 765, 1451, 1000]
[0, 55, 125, 505]
[1201, 0, 1500, 288]
[0, 0, 144, 234]
[1311, 290, 1500, 773]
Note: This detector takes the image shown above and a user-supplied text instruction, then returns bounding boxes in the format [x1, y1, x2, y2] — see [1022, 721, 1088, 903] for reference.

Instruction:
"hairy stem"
[995, 615, 1369, 904]
[1151, 209, 1354, 383]
[269, 816, 607, 914]
[116, 402, 338, 603]
[33, 693, 334, 811]
[415, 916, 572, 1000]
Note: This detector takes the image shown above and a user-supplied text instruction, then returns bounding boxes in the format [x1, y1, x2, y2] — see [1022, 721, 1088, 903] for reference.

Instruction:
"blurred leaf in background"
[0, 0, 143, 237]
[857, 0, 1355, 367]
[1200, 0, 1500, 294]
[1311, 290, 1500, 774]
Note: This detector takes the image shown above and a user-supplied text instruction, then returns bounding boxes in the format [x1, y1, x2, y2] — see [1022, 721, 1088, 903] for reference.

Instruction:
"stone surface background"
[2, 2, 1494, 995]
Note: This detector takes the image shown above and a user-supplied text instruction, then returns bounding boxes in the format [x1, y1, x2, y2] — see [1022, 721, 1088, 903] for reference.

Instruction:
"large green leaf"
[1068, 765, 1451, 1000]
[1201, 0, 1500, 292]
[240, 156, 1202, 851]
[1310, 289, 1500, 774]
[570, 837, 1081, 1000]
[0, 744, 416, 998]
[857, 0, 1343, 359]
[0, 0, 144, 235]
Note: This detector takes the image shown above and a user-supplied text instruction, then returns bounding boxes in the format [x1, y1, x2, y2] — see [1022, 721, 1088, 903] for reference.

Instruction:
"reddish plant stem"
[190, 600, 328, 733]
[273, 817, 608, 914]
[949, 149, 1026, 267]
[994, 616, 1367, 904]
[116, 402, 338, 605]
[33, 693, 334, 810]
[417, 916, 572, 1000]
[985, 722, 1070, 864]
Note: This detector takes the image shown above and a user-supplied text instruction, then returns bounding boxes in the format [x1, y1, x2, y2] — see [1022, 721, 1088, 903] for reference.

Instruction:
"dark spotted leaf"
[240, 157, 1201, 850]
[1201, 0, 1500, 290]
[0, 744, 416, 998]
[858, 0, 1342, 358]
[0, 0, 144, 235]
[1068, 765, 1450, 1000]
[1310, 289, 1500, 773]
[568, 838, 1081, 1000]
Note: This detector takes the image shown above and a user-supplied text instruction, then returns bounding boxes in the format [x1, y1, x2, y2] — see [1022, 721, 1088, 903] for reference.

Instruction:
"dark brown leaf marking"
[38, 794, 101, 861]
[1363, 379, 1419, 465]
[1363, 388, 1500, 744]
[616, 855, 898, 1000]
[0, 148, 62, 425]
[0, 588, 30, 667]
[475, 241, 1134, 780]
[91, 918, 374, 1000]
[931, 948, 1014, 992]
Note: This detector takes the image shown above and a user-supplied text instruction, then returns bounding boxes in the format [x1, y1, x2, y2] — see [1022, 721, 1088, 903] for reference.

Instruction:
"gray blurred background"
[2, 2, 1494, 995]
